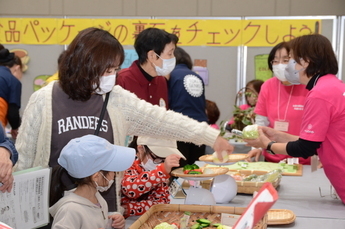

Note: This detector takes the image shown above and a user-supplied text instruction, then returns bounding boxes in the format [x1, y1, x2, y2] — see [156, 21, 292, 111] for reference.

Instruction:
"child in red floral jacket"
[121, 136, 185, 218]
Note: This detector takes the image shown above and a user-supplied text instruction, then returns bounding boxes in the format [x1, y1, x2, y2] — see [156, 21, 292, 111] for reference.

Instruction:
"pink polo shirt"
[255, 77, 310, 164]
[299, 74, 345, 203]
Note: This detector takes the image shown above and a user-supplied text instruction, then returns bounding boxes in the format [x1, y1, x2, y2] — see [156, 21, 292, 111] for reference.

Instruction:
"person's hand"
[10, 129, 18, 140]
[260, 126, 298, 143]
[109, 213, 125, 229]
[213, 136, 234, 161]
[164, 154, 181, 173]
[245, 148, 262, 162]
[260, 126, 280, 142]
[0, 147, 14, 192]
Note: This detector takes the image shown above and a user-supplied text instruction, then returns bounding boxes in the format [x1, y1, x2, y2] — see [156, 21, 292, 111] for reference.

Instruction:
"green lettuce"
[242, 124, 259, 139]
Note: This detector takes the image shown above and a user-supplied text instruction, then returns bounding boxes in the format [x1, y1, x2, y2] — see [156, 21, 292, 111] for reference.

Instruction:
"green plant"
[231, 105, 255, 131]
[220, 87, 257, 139]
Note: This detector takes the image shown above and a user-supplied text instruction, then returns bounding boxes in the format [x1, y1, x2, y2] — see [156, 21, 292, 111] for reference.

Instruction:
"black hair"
[288, 34, 338, 77]
[49, 165, 109, 207]
[205, 100, 220, 125]
[134, 28, 178, 65]
[0, 49, 15, 67]
[174, 47, 193, 70]
[267, 42, 290, 72]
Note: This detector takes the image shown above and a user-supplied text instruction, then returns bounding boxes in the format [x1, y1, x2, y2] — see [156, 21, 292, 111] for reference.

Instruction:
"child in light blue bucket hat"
[49, 134, 135, 229]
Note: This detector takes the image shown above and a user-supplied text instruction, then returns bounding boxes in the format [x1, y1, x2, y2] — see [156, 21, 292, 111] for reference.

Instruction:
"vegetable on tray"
[183, 164, 202, 174]
[229, 169, 282, 182]
[190, 218, 232, 229]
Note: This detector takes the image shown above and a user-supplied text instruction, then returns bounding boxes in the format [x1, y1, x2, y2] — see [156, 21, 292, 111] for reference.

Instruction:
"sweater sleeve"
[14, 86, 47, 171]
[111, 86, 220, 147]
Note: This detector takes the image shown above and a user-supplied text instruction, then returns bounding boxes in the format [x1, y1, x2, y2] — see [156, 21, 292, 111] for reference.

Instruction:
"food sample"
[228, 169, 282, 182]
[153, 222, 178, 229]
[212, 151, 229, 163]
[242, 124, 259, 139]
[183, 164, 202, 174]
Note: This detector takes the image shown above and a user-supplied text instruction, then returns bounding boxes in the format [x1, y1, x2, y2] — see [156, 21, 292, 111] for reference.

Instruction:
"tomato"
[191, 169, 202, 173]
[184, 170, 191, 174]
[172, 222, 179, 228]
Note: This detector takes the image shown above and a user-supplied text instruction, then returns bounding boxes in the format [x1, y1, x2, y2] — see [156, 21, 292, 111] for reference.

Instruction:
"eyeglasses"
[270, 58, 290, 65]
[244, 91, 258, 98]
[144, 146, 165, 164]
[319, 185, 339, 200]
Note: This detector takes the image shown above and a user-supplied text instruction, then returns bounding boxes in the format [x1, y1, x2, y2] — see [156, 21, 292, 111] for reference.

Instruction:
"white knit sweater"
[15, 81, 220, 212]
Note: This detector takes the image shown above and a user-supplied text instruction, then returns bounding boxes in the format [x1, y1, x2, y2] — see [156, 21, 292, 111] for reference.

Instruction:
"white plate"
[181, 176, 218, 181]
[229, 139, 247, 146]
[203, 161, 238, 166]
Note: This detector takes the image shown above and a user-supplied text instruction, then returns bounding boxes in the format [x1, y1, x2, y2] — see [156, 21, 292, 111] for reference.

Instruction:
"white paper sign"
[0, 167, 51, 229]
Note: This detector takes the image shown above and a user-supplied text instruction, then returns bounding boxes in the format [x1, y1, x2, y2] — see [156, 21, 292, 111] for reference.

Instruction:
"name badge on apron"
[274, 121, 289, 132]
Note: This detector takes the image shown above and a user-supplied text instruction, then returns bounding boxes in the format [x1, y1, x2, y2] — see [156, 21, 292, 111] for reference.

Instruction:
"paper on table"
[0, 222, 13, 229]
[0, 167, 51, 229]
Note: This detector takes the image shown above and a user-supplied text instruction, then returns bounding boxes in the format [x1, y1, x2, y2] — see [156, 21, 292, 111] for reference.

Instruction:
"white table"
[125, 165, 345, 228]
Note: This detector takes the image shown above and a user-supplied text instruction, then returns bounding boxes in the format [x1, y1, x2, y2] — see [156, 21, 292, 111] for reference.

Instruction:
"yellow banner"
[0, 18, 320, 47]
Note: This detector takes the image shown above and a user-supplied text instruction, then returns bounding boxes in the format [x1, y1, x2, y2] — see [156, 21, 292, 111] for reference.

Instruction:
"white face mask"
[153, 53, 176, 76]
[272, 64, 288, 82]
[94, 73, 116, 95]
[141, 158, 157, 171]
[284, 59, 304, 85]
[95, 173, 114, 192]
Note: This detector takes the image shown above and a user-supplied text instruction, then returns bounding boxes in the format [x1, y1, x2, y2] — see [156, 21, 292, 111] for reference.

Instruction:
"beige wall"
[1, 0, 345, 17]
[1, 0, 344, 126]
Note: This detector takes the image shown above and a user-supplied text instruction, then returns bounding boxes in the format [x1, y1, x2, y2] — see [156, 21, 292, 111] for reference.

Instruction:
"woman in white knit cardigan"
[14, 27, 233, 218]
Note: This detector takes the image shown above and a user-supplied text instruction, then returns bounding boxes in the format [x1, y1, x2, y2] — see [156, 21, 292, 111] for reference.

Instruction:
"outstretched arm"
[0, 126, 17, 192]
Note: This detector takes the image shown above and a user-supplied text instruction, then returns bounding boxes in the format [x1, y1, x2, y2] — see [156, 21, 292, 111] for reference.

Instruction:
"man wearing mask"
[116, 28, 178, 109]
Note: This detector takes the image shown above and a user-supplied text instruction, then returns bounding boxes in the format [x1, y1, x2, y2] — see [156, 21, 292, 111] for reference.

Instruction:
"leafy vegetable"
[183, 164, 193, 171]
[191, 164, 199, 169]
[154, 222, 178, 229]
[242, 124, 259, 139]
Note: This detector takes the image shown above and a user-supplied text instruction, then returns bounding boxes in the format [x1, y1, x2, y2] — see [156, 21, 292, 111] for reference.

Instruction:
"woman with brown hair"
[245, 34, 345, 203]
[15, 27, 234, 219]
[246, 42, 310, 164]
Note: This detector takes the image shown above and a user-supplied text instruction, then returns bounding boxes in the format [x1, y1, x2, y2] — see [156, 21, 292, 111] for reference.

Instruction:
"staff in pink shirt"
[245, 34, 345, 204]
[247, 42, 310, 164]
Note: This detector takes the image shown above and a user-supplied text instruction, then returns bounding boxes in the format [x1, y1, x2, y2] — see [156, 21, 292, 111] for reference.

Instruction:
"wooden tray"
[199, 154, 249, 163]
[267, 209, 296, 225]
[129, 204, 267, 229]
[227, 170, 281, 194]
[171, 167, 229, 179]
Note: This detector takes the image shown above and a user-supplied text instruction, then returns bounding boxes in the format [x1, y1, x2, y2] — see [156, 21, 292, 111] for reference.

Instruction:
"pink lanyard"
[277, 82, 294, 121]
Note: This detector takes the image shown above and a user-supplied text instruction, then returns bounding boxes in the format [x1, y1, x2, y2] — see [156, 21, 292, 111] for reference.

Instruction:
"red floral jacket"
[121, 160, 170, 217]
